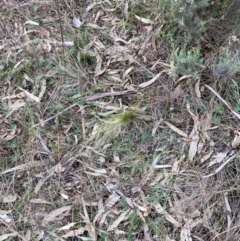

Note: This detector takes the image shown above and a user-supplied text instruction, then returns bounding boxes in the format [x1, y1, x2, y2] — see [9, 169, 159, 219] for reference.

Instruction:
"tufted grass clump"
[91, 107, 139, 148]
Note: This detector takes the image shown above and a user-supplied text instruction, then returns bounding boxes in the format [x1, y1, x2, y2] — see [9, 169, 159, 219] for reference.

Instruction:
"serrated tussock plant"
[91, 108, 139, 148]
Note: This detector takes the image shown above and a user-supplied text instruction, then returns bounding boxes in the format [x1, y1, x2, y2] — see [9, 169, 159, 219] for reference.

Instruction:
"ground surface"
[0, 1, 240, 241]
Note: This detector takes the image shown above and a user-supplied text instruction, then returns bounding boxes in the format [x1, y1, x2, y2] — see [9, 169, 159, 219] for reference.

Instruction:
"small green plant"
[171, 47, 203, 81]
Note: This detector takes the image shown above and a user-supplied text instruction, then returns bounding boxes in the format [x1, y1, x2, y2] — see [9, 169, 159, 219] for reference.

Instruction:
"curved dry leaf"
[208, 151, 228, 167]
[165, 213, 180, 227]
[2, 92, 26, 100]
[59, 222, 77, 231]
[1, 160, 49, 175]
[152, 119, 163, 136]
[93, 194, 120, 224]
[61, 228, 85, 238]
[29, 199, 52, 204]
[232, 132, 240, 148]
[195, 78, 201, 98]
[0, 129, 16, 141]
[38, 79, 47, 100]
[18, 87, 40, 102]
[139, 72, 162, 88]
[24, 20, 39, 26]
[200, 150, 214, 164]
[153, 203, 165, 214]
[107, 209, 130, 231]
[164, 121, 188, 138]
[135, 15, 153, 24]
[41, 206, 72, 227]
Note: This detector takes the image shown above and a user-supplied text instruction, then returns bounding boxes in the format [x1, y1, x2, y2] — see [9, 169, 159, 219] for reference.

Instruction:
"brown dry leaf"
[135, 15, 154, 24]
[200, 111, 212, 141]
[0, 129, 16, 141]
[94, 38, 105, 51]
[187, 103, 200, 161]
[224, 193, 232, 229]
[1, 195, 17, 203]
[93, 193, 120, 224]
[164, 121, 188, 138]
[172, 158, 182, 173]
[59, 222, 77, 231]
[170, 60, 175, 70]
[195, 78, 201, 98]
[143, 223, 153, 241]
[188, 134, 199, 162]
[34, 231, 44, 241]
[1, 160, 49, 175]
[153, 203, 180, 227]
[2, 92, 26, 100]
[152, 119, 164, 137]
[34, 168, 55, 194]
[200, 149, 214, 163]
[0, 233, 16, 241]
[175, 75, 192, 84]
[208, 151, 228, 167]
[123, 66, 134, 79]
[18, 87, 40, 102]
[23, 73, 34, 83]
[139, 71, 163, 88]
[61, 228, 85, 238]
[41, 205, 72, 227]
[81, 197, 97, 241]
[107, 209, 130, 231]
[29, 199, 52, 204]
[232, 132, 240, 148]
[94, 51, 106, 76]
[180, 219, 202, 241]
[38, 78, 46, 100]
[24, 20, 39, 26]
[105, 45, 128, 56]
[165, 213, 181, 227]
[85, 166, 107, 177]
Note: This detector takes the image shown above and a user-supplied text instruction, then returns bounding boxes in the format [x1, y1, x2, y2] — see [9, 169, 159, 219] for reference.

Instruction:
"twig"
[205, 84, 240, 120]
[32, 103, 79, 127]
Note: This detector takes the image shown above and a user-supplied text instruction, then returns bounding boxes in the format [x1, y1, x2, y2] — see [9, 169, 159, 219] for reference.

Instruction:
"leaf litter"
[0, 1, 240, 241]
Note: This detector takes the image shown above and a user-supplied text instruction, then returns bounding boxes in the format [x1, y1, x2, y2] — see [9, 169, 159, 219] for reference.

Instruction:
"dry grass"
[0, 1, 240, 241]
